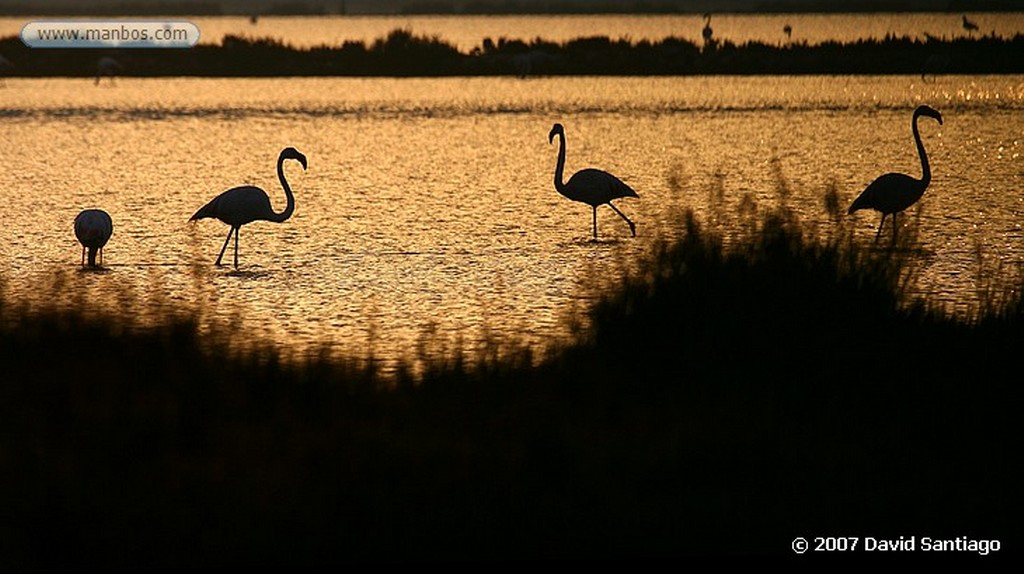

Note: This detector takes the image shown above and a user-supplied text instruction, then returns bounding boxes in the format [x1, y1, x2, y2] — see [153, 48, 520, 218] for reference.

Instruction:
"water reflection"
[0, 75, 1021, 366]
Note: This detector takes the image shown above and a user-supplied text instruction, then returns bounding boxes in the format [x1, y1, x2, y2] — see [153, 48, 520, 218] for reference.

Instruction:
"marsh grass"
[2, 30, 1023, 77]
[2, 185, 1021, 566]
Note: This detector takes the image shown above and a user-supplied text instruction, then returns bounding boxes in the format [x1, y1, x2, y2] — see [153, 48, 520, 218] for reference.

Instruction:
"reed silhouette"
[548, 123, 638, 240]
[848, 105, 943, 244]
[2, 31, 1022, 77]
[73, 209, 113, 267]
[190, 147, 307, 268]
[1, 200, 1020, 568]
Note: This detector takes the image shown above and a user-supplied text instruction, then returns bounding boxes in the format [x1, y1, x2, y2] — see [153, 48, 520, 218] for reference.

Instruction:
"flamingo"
[848, 105, 943, 243]
[95, 56, 122, 85]
[0, 54, 13, 87]
[74, 209, 113, 267]
[548, 123, 638, 240]
[962, 15, 979, 33]
[190, 147, 307, 268]
[783, 23, 792, 39]
[702, 13, 714, 47]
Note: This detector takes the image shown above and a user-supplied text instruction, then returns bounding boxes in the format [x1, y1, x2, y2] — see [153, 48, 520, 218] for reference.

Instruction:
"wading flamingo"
[548, 123, 638, 240]
[190, 147, 307, 268]
[95, 56, 122, 85]
[848, 105, 943, 243]
[74, 209, 113, 267]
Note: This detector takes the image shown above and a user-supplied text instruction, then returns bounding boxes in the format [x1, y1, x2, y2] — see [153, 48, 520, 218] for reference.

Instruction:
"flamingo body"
[848, 105, 942, 242]
[549, 123, 638, 239]
[95, 56, 122, 85]
[74, 209, 113, 267]
[190, 147, 307, 268]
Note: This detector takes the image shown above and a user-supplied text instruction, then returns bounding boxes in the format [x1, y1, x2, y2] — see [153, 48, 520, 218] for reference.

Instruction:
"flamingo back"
[190, 186, 274, 227]
[848, 173, 925, 215]
[74, 209, 113, 248]
[565, 168, 639, 207]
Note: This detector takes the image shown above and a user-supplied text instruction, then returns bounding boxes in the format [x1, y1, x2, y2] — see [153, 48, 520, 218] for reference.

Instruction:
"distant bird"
[250, 14, 259, 25]
[0, 54, 13, 87]
[190, 147, 307, 268]
[702, 13, 714, 46]
[548, 123, 638, 240]
[783, 23, 792, 39]
[848, 105, 943, 243]
[95, 56, 122, 85]
[962, 15, 979, 33]
[74, 209, 113, 267]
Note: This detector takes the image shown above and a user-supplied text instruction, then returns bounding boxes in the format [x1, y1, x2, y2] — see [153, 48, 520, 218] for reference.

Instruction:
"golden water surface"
[1, 74, 1022, 366]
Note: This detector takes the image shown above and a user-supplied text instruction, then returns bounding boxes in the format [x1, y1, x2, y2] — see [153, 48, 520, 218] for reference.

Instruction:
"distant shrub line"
[1, 29, 1022, 76]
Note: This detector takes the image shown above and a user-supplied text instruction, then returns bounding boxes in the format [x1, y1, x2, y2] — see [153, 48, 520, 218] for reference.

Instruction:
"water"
[2, 73, 1022, 368]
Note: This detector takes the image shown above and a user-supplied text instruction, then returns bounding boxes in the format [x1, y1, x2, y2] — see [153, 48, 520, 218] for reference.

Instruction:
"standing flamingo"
[548, 123, 638, 240]
[190, 147, 307, 268]
[848, 105, 943, 243]
[74, 209, 113, 267]
[702, 13, 715, 47]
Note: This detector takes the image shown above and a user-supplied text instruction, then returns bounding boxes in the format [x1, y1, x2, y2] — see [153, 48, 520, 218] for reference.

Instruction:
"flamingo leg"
[593, 206, 600, 239]
[875, 214, 887, 242]
[215, 226, 233, 266]
[607, 202, 636, 237]
[892, 212, 898, 243]
[233, 227, 240, 269]
[81, 246, 86, 267]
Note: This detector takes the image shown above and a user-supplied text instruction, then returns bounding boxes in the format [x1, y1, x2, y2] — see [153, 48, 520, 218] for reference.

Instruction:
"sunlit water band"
[0, 75, 1021, 368]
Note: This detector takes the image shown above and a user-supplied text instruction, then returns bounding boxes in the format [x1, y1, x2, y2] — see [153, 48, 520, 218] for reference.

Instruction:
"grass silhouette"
[1, 203, 1019, 567]
[1, 30, 1022, 77]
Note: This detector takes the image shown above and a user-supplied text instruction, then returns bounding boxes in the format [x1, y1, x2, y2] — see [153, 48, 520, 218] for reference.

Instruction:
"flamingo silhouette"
[549, 123, 638, 240]
[95, 56, 122, 85]
[962, 15, 979, 33]
[702, 13, 715, 47]
[848, 105, 943, 243]
[74, 209, 113, 267]
[0, 54, 13, 87]
[190, 147, 307, 268]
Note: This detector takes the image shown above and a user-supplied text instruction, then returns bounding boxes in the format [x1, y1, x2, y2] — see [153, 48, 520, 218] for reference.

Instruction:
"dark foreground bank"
[1, 208, 1019, 567]
[2, 29, 1023, 77]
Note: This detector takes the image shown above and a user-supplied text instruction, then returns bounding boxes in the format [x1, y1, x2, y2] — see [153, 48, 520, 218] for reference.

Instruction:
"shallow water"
[1, 74, 1022, 365]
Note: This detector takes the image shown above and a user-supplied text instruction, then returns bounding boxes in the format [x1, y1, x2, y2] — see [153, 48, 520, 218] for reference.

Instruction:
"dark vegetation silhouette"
[1, 30, 1022, 77]
[1, 196, 1019, 567]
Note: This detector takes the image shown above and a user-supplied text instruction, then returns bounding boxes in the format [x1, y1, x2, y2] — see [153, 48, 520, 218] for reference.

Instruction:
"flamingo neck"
[270, 155, 296, 223]
[913, 112, 931, 186]
[553, 132, 570, 199]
